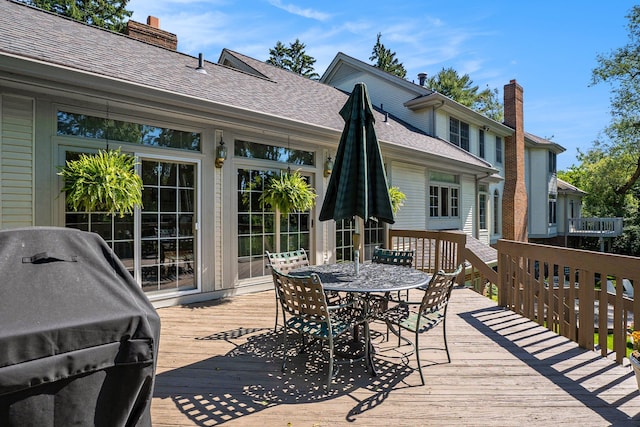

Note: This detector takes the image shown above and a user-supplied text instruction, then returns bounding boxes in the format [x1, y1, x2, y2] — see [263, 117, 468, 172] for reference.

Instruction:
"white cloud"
[267, 0, 331, 21]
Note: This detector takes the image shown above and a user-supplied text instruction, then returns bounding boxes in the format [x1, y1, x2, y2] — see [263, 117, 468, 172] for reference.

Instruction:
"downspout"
[431, 100, 445, 136]
[563, 194, 568, 247]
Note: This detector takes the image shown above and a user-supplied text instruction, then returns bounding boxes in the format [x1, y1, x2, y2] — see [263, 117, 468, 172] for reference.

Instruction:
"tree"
[425, 67, 503, 121]
[21, 0, 132, 33]
[266, 39, 319, 79]
[591, 5, 640, 198]
[369, 33, 407, 79]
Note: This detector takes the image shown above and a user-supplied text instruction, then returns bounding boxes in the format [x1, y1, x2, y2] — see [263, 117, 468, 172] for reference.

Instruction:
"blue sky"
[127, 0, 634, 171]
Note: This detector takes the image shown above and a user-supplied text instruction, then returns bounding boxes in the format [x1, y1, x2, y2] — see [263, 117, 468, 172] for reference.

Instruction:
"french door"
[236, 167, 313, 280]
[62, 149, 199, 295]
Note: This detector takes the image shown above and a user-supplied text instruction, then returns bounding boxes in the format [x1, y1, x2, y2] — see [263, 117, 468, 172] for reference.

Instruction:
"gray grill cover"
[0, 227, 160, 427]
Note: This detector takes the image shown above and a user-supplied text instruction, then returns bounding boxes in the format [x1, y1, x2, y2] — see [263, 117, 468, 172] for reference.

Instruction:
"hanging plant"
[259, 170, 317, 215]
[58, 148, 143, 217]
[389, 186, 406, 215]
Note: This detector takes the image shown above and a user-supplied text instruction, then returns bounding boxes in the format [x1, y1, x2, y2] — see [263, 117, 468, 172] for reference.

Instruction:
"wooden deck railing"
[497, 239, 640, 363]
[465, 247, 499, 297]
[387, 229, 466, 279]
[387, 230, 640, 363]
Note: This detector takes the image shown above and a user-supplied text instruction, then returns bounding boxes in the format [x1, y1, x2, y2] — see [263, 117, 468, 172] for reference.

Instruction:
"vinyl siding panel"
[461, 175, 475, 236]
[1, 95, 34, 228]
[390, 162, 426, 229]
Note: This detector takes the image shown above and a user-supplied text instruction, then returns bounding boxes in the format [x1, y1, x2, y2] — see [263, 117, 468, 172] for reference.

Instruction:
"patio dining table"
[289, 262, 431, 375]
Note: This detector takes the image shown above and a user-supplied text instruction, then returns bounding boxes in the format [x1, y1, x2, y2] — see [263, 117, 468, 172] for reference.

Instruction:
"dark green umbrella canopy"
[319, 82, 394, 224]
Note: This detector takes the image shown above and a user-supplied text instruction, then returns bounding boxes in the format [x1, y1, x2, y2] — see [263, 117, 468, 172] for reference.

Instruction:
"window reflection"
[57, 111, 201, 151]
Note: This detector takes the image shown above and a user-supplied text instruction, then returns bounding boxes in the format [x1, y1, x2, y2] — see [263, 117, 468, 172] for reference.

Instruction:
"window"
[449, 117, 470, 151]
[335, 218, 384, 262]
[57, 111, 201, 151]
[479, 129, 485, 158]
[429, 186, 439, 217]
[479, 194, 487, 230]
[548, 194, 557, 225]
[548, 151, 557, 174]
[429, 174, 460, 218]
[235, 140, 315, 166]
[495, 136, 503, 164]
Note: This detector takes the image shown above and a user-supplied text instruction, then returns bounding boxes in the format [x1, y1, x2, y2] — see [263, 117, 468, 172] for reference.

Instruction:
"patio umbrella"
[319, 82, 394, 272]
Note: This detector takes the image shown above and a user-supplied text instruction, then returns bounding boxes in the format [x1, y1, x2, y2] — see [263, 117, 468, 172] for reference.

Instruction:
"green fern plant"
[58, 148, 143, 217]
[388, 186, 406, 214]
[259, 170, 316, 215]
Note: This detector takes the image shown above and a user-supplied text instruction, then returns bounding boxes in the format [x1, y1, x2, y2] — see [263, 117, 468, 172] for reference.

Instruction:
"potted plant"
[58, 148, 143, 217]
[259, 170, 316, 214]
[388, 186, 406, 215]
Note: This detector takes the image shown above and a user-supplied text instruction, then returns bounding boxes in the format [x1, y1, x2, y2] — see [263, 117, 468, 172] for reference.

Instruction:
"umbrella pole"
[353, 218, 361, 275]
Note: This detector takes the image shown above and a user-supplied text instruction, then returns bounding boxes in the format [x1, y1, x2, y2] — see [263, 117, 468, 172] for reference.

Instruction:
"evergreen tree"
[425, 68, 503, 121]
[267, 39, 319, 79]
[369, 33, 407, 79]
[21, 0, 132, 33]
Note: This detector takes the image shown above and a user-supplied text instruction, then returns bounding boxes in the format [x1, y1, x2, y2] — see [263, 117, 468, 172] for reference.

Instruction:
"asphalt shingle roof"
[0, 0, 494, 171]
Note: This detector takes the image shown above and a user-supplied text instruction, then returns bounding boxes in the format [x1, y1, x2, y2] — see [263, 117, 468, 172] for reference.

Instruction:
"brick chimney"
[126, 16, 177, 51]
[502, 79, 528, 242]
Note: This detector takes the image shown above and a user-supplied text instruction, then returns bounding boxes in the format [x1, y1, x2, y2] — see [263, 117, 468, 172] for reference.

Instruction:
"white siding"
[330, 72, 431, 133]
[527, 149, 549, 236]
[461, 175, 475, 236]
[1, 95, 34, 228]
[390, 162, 426, 229]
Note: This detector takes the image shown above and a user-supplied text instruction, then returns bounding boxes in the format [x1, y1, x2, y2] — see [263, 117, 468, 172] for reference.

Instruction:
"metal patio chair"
[377, 264, 463, 385]
[266, 249, 310, 331]
[270, 267, 370, 390]
[368, 247, 415, 324]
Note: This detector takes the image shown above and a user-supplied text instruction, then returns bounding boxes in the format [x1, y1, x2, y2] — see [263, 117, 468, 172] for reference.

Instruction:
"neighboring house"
[320, 52, 586, 246]
[0, 1, 500, 306]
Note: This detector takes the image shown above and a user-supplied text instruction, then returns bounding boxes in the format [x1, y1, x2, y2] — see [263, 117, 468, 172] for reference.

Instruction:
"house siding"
[390, 161, 426, 230]
[330, 72, 431, 134]
[1, 94, 34, 229]
[461, 175, 476, 238]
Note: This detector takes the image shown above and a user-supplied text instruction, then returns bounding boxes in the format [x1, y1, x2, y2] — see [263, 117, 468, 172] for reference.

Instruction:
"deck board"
[151, 287, 640, 426]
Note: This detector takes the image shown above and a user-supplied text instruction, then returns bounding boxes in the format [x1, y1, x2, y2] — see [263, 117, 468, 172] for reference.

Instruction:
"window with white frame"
[495, 136, 503, 164]
[449, 117, 470, 151]
[548, 194, 557, 225]
[429, 171, 460, 218]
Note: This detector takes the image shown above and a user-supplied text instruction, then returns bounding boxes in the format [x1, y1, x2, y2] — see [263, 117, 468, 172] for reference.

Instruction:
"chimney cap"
[418, 72, 427, 86]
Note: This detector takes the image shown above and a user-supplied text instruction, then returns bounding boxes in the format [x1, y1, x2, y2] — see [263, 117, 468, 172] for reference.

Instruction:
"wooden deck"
[152, 287, 640, 426]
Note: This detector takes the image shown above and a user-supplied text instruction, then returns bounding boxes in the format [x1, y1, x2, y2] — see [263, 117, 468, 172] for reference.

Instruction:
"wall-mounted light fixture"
[215, 134, 227, 168]
[482, 125, 490, 132]
[324, 155, 334, 177]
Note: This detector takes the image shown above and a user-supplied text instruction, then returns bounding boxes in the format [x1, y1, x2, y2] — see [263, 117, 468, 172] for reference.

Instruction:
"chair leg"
[364, 321, 373, 375]
[274, 297, 279, 332]
[327, 338, 334, 391]
[443, 317, 451, 363]
[281, 327, 289, 373]
[415, 331, 425, 386]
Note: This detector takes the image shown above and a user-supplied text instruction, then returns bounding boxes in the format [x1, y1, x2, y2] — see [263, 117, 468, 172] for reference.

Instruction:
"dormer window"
[449, 117, 469, 151]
